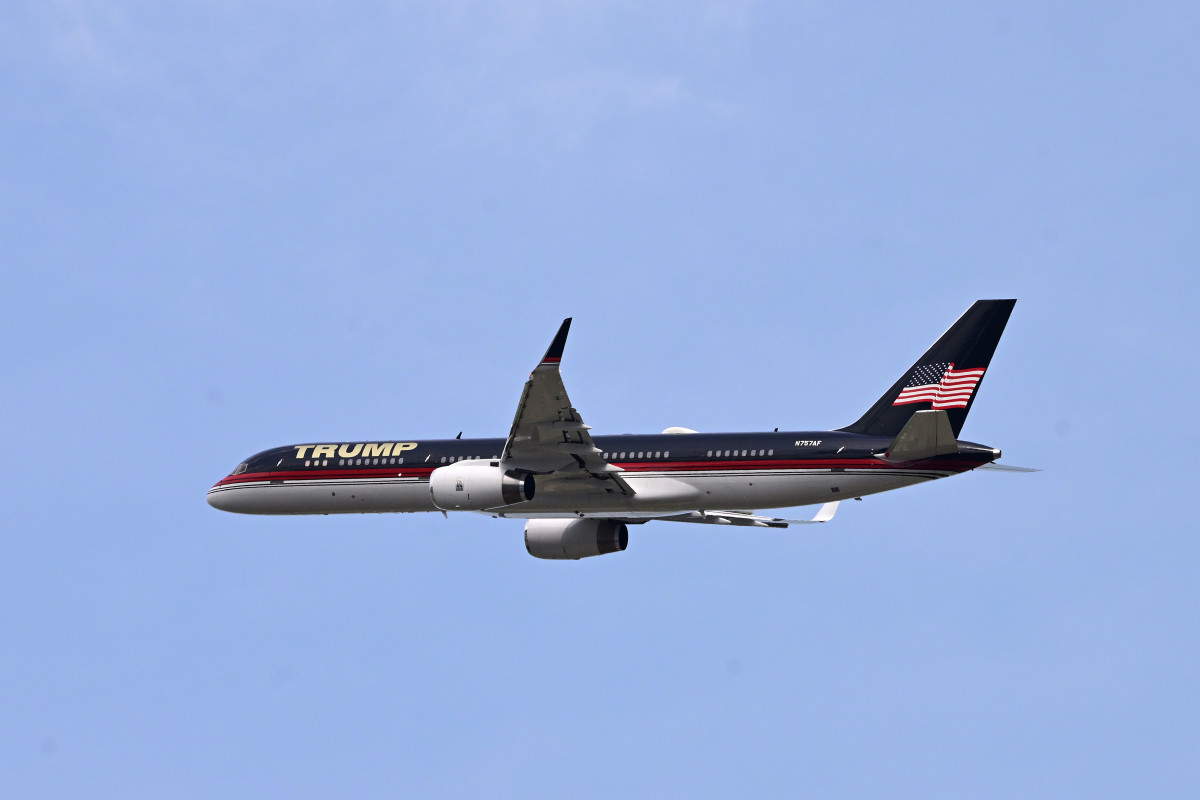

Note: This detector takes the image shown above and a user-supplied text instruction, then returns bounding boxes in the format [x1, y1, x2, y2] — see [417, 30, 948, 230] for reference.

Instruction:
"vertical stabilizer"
[838, 300, 1015, 438]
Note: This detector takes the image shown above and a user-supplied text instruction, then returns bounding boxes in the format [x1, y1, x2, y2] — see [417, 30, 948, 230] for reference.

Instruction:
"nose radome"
[207, 486, 232, 511]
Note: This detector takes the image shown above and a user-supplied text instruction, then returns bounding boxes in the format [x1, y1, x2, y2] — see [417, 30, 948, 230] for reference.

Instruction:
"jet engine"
[524, 519, 629, 560]
[429, 461, 535, 511]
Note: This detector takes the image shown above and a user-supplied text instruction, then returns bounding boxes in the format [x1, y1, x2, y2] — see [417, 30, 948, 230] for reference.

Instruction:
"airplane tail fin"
[838, 300, 1016, 438]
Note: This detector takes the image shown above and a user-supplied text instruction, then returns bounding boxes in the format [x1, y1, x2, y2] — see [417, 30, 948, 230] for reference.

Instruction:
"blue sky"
[2, 2, 1198, 797]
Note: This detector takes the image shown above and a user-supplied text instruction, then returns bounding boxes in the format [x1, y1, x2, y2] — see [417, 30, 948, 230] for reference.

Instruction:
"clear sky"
[2, 2, 1198, 797]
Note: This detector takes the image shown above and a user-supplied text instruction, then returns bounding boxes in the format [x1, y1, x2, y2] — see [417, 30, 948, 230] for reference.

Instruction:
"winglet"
[540, 318, 572, 365]
[810, 501, 840, 523]
[782, 501, 841, 525]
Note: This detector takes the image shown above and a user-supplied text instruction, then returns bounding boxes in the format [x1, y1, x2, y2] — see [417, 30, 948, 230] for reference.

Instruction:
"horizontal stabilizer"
[884, 409, 958, 462]
[977, 463, 1041, 473]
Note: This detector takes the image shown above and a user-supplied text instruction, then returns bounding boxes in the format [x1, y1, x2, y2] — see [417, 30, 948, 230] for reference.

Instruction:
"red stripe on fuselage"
[214, 466, 436, 487]
[612, 457, 977, 473]
[213, 456, 981, 488]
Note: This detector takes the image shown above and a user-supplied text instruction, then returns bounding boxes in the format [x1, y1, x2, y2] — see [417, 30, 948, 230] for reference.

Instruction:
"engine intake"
[429, 462, 535, 510]
[524, 519, 629, 560]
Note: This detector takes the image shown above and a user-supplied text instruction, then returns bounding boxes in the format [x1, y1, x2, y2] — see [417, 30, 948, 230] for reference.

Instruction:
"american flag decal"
[892, 362, 986, 409]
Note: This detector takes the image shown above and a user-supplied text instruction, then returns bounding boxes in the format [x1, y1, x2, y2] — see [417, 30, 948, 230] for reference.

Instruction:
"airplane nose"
[207, 486, 224, 510]
[208, 478, 270, 514]
[207, 484, 237, 512]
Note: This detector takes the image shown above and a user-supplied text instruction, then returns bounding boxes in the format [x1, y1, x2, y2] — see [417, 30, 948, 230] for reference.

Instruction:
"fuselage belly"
[205, 443, 971, 517]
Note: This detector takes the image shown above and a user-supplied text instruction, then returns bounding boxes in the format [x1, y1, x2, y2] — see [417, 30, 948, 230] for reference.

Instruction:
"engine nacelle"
[524, 519, 629, 560]
[429, 461, 535, 511]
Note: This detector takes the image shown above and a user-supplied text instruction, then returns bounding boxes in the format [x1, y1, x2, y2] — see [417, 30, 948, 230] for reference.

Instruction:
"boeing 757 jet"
[208, 300, 1020, 559]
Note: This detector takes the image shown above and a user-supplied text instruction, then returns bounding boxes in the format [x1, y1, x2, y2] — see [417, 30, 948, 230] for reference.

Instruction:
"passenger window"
[304, 460, 310, 467]
[655, 451, 661, 458]
[768, 449, 774, 456]
[664, 451, 669, 458]
[399, 458, 404, 464]
[339, 459, 345, 465]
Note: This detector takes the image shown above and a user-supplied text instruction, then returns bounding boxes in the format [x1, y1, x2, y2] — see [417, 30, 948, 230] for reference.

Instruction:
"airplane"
[207, 299, 1022, 559]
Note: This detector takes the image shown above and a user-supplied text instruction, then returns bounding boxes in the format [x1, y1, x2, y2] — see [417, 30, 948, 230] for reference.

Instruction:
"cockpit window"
[231, 463, 249, 476]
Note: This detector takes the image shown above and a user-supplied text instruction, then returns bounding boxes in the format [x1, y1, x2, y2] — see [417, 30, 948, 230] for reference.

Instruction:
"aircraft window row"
[601, 451, 669, 460]
[438, 455, 486, 464]
[706, 449, 774, 457]
[336, 457, 407, 466]
[303, 460, 330, 467]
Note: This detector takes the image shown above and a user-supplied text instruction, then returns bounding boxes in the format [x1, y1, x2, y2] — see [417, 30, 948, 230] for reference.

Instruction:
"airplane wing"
[650, 502, 841, 529]
[501, 319, 633, 496]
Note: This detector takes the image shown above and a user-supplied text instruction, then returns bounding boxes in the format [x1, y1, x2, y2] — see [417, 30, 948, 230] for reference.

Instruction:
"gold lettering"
[312, 444, 337, 459]
[362, 442, 391, 458]
[294, 445, 312, 459]
[393, 442, 418, 453]
[338, 443, 364, 458]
